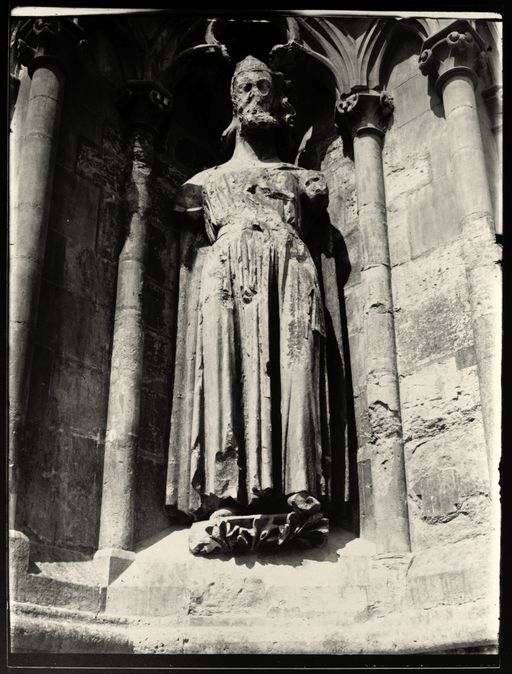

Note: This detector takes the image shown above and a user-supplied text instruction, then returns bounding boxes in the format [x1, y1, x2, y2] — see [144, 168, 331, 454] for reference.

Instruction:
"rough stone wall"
[13, 38, 125, 559]
[382, 35, 494, 552]
[13, 28, 182, 558]
[321, 31, 497, 553]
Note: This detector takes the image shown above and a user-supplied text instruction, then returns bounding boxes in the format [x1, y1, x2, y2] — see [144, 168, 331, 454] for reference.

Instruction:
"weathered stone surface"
[17, 573, 107, 614]
[11, 603, 133, 653]
[36, 282, 114, 370]
[49, 167, 101, 248]
[392, 241, 474, 375]
[75, 135, 124, 197]
[11, 595, 497, 655]
[41, 231, 117, 306]
[383, 151, 432, 205]
[420, 19, 501, 476]
[46, 356, 109, 436]
[406, 535, 496, 610]
[400, 356, 483, 444]
[405, 424, 492, 550]
[54, 434, 104, 550]
[22, 425, 104, 555]
[9, 530, 30, 598]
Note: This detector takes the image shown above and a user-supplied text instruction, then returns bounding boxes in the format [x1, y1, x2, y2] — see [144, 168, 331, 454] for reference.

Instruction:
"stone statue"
[166, 56, 338, 550]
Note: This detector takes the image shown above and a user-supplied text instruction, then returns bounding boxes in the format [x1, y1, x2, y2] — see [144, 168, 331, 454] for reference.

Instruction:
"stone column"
[336, 91, 411, 554]
[95, 81, 171, 584]
[9, 18, 84, 536]
[419, 20, 502, 480]
[482, 83, 502, 237]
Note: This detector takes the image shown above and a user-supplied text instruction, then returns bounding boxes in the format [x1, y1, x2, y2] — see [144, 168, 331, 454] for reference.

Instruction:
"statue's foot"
[287, 491, 321, 517]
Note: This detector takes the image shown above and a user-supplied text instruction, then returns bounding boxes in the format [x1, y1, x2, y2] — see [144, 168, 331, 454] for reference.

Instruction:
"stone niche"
[8, 12, 500, 659]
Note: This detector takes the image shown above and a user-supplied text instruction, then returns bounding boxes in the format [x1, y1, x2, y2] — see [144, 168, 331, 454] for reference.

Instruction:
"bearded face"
[231, 69, 279, 135]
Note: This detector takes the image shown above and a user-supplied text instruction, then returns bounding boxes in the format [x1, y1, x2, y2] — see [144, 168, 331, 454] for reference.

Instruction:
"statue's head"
[229, 55, 295, 137]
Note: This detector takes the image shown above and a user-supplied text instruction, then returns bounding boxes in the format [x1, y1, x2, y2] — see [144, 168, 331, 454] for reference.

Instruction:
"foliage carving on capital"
[335, 89, 394, 141]
[418, 19, 487, 90]
[118, 80, 173, 135]
[16, 17, 85, 76]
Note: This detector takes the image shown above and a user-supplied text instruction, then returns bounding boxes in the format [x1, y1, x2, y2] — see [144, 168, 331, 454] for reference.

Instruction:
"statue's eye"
[257, 80, 271, 94]
[243, 82, 252, 92]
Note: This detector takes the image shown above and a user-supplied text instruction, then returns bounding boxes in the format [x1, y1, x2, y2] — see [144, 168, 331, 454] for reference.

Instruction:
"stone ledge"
[10, 597, 497, 655]
[16, 572, 106, 614]
[9, 528, 498, 654]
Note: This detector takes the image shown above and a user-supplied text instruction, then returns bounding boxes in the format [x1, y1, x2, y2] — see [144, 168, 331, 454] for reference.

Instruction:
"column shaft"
[98, 131, 153, 551]
[441, 73, 501, 477]
[9, 63, 65, 529]
[353, 129, 411, 554]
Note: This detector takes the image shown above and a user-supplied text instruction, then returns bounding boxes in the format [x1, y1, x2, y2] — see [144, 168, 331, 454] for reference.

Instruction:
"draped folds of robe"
[166, 162, 350, 519]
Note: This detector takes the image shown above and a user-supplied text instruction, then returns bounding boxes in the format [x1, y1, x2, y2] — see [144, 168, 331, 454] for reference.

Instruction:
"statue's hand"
[303, 173, 328, 208]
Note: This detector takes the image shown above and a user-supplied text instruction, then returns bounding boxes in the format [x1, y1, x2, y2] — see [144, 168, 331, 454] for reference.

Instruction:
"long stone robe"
[166, 162, 338, 518]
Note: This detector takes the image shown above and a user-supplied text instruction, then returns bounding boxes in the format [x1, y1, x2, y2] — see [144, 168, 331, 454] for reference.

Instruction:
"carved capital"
[335, 90, 394, 139]
[118, 80, 172, 135]
[418, 19, 487, 93]
[16, 17, 85, 77]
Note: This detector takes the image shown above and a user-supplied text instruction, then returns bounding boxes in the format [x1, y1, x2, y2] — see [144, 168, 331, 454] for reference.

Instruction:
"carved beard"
[238, 106, 280, 137]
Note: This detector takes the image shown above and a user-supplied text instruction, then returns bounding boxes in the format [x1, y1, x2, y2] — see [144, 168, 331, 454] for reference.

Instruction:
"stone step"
[16, 572, 106, 614]
[35, 559, 102, 586]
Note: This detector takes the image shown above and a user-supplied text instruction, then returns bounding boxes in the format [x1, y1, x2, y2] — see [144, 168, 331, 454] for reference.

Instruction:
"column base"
[9, 529, 30, 600]
[94, 548, 136, 586]
[375, 516, 411, 554]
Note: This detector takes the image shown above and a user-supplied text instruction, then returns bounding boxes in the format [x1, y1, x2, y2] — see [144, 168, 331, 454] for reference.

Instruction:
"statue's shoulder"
[172, 168, 213, 214]
[181, 166, 217, 188]
[173, 166, 222, 213]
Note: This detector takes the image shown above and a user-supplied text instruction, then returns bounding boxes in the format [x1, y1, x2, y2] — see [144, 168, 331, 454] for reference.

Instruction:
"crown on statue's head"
[232, 55, 272, 80]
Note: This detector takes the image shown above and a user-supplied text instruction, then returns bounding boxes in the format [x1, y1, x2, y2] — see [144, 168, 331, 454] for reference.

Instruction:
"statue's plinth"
[189, 511, 329, 555]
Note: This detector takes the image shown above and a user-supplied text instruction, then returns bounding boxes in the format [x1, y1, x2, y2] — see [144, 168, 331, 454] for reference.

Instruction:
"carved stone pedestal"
[189, 512, 329, 555]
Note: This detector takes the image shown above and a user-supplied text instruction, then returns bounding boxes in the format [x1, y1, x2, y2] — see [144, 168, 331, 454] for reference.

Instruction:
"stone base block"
[9, 528, 499, 655]
[9, 529, 30, 599]
[94, 548, 136, 586]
